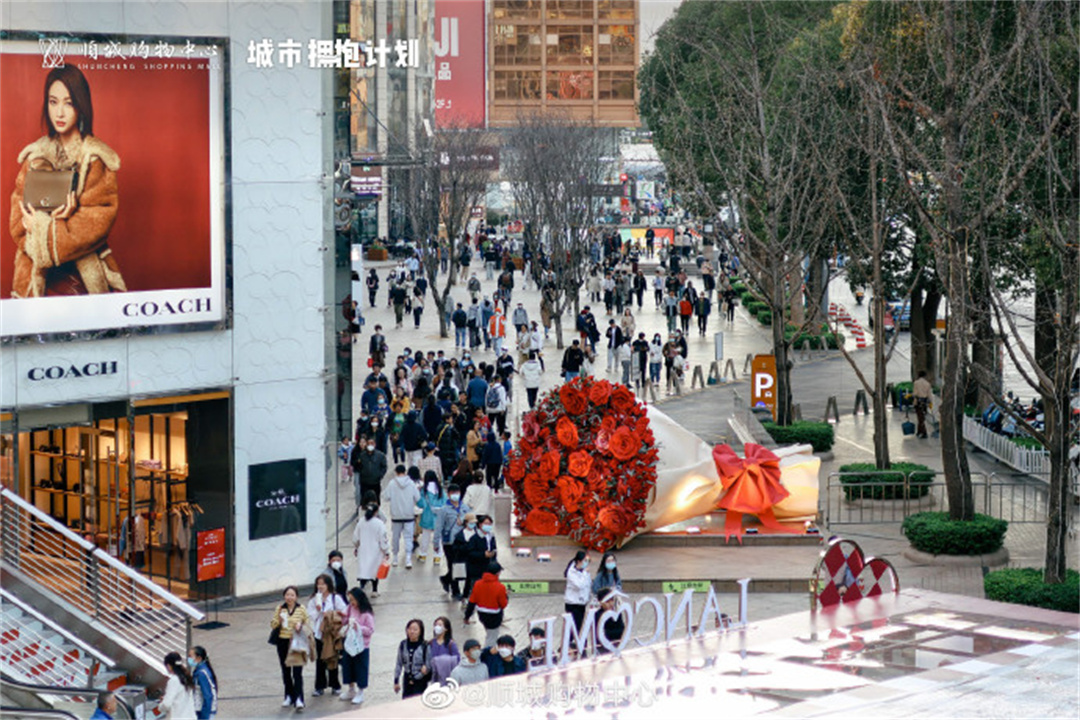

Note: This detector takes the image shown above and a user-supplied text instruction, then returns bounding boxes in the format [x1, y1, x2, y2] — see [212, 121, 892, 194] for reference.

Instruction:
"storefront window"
[494, 70, 542, 100]
[597, 25, 635, 65]
[493, 0, 541, 20]
[547, 70, 594, 100]
[493, 24, 542, 66]
[547, 25, 594, 66]
[598, 70, 634, 100]
[546, 0, 591, 20]
[598, 0, 636, 20]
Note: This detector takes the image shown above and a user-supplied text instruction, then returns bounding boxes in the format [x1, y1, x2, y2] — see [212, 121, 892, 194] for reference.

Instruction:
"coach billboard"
[0, 34, 227, 337]
[434, 0, 485, 128]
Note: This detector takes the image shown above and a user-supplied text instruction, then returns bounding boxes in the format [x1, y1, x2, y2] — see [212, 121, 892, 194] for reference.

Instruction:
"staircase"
[0, 486, 203, 714]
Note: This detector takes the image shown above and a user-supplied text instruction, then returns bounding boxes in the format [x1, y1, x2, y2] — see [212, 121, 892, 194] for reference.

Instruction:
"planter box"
[367, 248, 388, 261]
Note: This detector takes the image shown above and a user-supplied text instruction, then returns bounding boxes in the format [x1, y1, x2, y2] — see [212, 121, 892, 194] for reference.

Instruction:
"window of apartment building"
[547, 25, 594, 65]
[598, 0, 635, 20]
[598, 70, 634, 100]
[494, 70, 542, 100]
[597, 25, 635, 64]
[493, 0, 541, 20]
[493, 24, 542, 65]
[546, 70, 594, 100]
[546, 0, 592, 20]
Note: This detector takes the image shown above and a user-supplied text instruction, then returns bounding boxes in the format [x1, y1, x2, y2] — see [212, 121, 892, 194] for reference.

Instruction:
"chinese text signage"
[196, 527, 226, 582]
[434, 0, 485, 128]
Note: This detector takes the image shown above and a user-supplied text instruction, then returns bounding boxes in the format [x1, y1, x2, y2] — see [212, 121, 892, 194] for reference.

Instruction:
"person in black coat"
[461, 514, 497, 604]
[323, 550, 349, 601]
[399, 412, 428, 466]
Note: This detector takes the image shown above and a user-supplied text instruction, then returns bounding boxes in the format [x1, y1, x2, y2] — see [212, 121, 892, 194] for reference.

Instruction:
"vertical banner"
[196, 527, 226, 582]
[434, 0, 485, 127]
[750, 354, 777, 419]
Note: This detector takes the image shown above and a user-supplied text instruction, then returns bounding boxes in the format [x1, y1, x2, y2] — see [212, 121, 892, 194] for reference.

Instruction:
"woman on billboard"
[9, 64, 125, 297]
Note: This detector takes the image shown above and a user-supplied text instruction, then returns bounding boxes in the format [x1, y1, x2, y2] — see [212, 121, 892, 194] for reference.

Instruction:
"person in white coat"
[562, 551, 592, 652]
[381, 464, 421, 569]
[160, 652, 197, 719]
[520, 352, 544, 409]
[353, 503, 390, 597]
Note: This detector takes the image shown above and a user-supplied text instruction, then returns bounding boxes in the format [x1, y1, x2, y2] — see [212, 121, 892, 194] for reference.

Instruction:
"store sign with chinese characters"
[196, 527, 226, 582]
[351, 164, 382, 198]
[434, 0, 485, 128]
[246, 38, 419, 69]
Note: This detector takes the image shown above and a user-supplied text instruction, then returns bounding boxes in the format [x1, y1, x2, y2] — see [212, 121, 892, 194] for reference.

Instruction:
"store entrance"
[3, 392, 232, 600]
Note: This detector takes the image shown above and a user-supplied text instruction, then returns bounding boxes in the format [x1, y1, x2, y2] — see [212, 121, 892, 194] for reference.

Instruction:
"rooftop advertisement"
[0, 34, 227, 338]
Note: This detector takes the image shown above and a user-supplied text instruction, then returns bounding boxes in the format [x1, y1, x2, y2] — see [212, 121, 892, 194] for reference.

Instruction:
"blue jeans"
[564, 371, 580, 382]
[455, 327, 467, 347]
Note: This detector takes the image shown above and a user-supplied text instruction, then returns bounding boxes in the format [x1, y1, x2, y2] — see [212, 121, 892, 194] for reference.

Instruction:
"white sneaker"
[391, 559, 398, 567]
[281, 699, 293, 707]
[406, 559, 413, 569]
[295, 699, 305, 710]
[339, 690, 353, 701]
[352, 691, 365, 705]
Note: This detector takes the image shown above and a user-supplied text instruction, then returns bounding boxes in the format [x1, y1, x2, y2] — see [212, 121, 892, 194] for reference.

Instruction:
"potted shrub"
[366, 241, 388, 261]
[901, 511, 1009, 566]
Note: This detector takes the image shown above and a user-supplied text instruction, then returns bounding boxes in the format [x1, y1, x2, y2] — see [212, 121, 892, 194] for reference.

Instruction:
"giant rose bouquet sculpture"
[506, 377, 659, 551]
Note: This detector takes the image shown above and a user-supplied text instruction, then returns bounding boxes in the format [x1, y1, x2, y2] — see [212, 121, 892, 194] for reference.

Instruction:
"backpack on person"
[486, 385, 501, 410]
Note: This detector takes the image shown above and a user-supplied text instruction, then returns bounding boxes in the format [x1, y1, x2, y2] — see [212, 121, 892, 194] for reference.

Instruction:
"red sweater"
[469, 573, 508, 611]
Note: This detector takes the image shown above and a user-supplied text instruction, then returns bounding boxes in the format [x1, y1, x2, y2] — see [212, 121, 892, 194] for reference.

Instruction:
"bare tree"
[504, 112, 608, 349]
[400, 123, 494, 337]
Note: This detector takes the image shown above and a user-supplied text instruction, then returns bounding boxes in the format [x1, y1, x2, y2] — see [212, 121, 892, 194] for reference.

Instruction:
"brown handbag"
[24, 169, 75, 212]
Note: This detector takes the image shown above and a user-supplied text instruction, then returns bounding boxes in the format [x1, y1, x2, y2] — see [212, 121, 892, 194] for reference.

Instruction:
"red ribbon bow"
[712, 443, 799, 542]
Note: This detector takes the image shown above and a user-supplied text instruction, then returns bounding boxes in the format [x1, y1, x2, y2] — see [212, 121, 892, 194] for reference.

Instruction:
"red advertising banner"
[196, 527, 226, 582]
[434, 0, 486, 128]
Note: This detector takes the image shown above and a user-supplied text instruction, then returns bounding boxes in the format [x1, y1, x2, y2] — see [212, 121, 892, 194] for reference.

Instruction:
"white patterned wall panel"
[3, 1, 124, 34]
[233, 377, 328, 595]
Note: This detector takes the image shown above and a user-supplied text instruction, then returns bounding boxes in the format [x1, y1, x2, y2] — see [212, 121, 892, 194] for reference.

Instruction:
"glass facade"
[489, 0, 639, 126]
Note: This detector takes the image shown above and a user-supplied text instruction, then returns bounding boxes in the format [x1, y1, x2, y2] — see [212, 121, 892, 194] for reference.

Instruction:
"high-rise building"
[489, 0, 640, 127]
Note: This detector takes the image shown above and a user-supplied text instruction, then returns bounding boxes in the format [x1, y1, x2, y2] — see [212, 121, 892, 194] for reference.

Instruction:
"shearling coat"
[9, 135, 125, 298]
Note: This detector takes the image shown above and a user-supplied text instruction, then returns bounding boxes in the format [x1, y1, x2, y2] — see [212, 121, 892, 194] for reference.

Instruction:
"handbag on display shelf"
[24, 169, 76, 212]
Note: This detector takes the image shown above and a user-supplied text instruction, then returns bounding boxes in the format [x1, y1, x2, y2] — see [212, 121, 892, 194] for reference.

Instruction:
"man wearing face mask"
[448, 639, 488, 686]
[350, 435, 387, 512]
[481, 635, 526, 678]
[323, 550, 349, 601]
[462, 515, 497, 610]
[517, 627, 548, 668]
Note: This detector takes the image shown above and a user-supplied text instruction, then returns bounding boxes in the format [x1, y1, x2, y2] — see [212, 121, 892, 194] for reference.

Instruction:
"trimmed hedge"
[1010, 436, 1043, 451]
[746, 300, 768, 315]
[762, 421, 835, 452]
[984, 568, 1079, 613]
[740, 293, 757, 306]
[757, 309, 772, 325]
[901, 512, 1008, 555]
[730, 282, 747, 295]
[838, 462, 934, 500]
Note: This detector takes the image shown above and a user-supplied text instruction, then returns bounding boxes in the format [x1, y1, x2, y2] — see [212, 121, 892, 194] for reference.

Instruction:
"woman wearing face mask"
[434, 485, 470, 598]
[353, 502, 390, 598]
[648, 334, 664, 386]
[338, 587, 374, 705]
[563, 551, 592, 652]
[306, 574, 347, 697]
[427, 615, 460, 685]
[591, 552, 623, 597]
[187, 646, 217, 719]
[160, 651, 197, 719]
[449, 639, 489, 686]
[415, 472, 445, 563]
[393, 619, 432, 699]
[269, 586, 309, 709]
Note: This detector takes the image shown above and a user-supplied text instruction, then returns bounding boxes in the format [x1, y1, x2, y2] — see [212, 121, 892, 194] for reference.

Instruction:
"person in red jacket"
[466, 562, 508, 648]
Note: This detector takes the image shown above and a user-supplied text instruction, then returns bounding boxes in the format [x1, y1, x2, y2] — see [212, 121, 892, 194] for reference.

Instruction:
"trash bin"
[115, 685, 146, 720]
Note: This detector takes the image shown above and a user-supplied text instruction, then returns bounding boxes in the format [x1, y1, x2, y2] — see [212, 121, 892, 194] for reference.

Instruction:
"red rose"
[559, 384, 589, 415]
[524, 509, 560, 535]
[506, 457, 527, 482]
[609, 427, 640, 461]
[599, 416, 617, 434]
[598, 505, 637, 535]
[609, 386, 636, 414]
[522, 414, 541, 443]
[589, 380, 613, 406]
[524, 474, 552, 506]
[538, 451, 561, 481]
[594, 428, 611, 452]
[586, 468, 607, 493]
[556, 417, 579, 448]
[567, 450, 593, 478]
[556, 476, 586, 513]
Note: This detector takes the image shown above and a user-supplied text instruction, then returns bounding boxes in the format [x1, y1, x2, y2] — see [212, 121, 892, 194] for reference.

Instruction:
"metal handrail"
[1, 487, 203, 667]
[0, 707, 80, 720]
[0, 587, 118, 670]
[1, 673, 136, 719]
